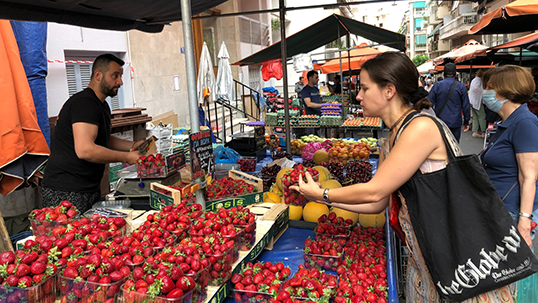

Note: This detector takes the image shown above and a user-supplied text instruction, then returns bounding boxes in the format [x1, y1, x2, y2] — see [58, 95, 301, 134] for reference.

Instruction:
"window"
[65, 63, 122, 110]
[489, 34, 507, 47]
[415, 34, 427, 46]
[415, 18, 423, 29]
[412, 1, 426, 9]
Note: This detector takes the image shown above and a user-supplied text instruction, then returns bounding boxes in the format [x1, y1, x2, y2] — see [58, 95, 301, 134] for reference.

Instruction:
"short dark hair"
[299, 76, 304, 80]
[334, 75, 341, 81]
[92, 54, 124, 79]
[306, 70, 318, 80]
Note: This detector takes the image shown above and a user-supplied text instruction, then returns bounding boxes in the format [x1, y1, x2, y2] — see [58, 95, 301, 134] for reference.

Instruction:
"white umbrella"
[417, 60, 434, 74]
[216, 42, 234, 102]
[197, 42, 216, 104]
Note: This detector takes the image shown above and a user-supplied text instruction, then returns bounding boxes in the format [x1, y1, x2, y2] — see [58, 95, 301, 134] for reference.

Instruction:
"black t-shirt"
[43, 88, 111, 192]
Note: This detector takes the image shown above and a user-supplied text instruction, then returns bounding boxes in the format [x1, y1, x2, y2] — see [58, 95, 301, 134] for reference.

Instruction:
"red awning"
[469, 0, 538, 35]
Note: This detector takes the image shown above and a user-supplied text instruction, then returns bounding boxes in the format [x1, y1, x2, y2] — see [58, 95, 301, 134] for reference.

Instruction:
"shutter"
[79, 64, 92, 88]
[108, 95, 120, 110]
[66, 64, 78, 97]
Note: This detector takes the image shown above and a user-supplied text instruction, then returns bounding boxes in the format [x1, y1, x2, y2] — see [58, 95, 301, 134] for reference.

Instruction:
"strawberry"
[16, 264, 31, 277]
[166, 288, 184, 299]
[30, 262, 46, 275]
[62, 266, 78, 279]
[17, 276, 33, 288]
[0, 251, 15, 265]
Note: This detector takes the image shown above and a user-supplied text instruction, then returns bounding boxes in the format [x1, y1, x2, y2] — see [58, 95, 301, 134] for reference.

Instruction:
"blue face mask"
[482, 90, 508, 113]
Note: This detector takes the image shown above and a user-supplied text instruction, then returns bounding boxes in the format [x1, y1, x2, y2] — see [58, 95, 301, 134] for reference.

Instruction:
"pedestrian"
[301, 71, 321, 135]
[294, 76, 305, 95]
[469, 69, 487, 137]
[291, 51, 523, 303]
[428, 63, 471, 142]
[43, 54, 142, 213]
[481, 65, 538, 248]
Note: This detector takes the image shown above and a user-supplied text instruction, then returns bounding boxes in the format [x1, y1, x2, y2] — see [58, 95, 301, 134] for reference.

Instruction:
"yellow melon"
[271, 185, 282, 195]
[313, 166, 331, 183]
[331, 207, 359, 225]
[303, 202, 330, 223]
[289, 205, 303, 220]
[358, 210, 386, 228]
[313, 150, 329, 165]
[321, 179, 342, 189]
[276, 167, 293, 191]
[263, 192, 281, 203]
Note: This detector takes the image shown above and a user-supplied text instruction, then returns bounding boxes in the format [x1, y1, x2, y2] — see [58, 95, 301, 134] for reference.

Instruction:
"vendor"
[301, 71, 321, 135]
[329, 75, 342, 95]
[294, 76, 306, 95]
[42, 54, 142, 213]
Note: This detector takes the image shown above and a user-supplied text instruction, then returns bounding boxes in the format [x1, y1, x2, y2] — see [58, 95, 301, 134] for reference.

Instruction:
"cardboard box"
[150, 111, 179, 129]
[149, 170, 263, 210]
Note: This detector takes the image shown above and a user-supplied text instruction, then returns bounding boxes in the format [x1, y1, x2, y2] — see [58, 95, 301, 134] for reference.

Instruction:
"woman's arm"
[516, 152, 538, 248]
[291, 116, 447, 205]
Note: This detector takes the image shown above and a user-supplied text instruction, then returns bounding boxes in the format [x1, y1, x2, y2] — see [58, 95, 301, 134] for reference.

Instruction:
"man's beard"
[100, 80, 119, 97]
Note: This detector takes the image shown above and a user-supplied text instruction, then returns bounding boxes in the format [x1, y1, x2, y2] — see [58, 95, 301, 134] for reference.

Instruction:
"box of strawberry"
[29, 200, 79, 236]
[231, 261, 291, 303]
[0, 249, 58, 303]
[303, 237, 344, 271]
[281, 164, 319, 206]
[278, 266, 337, 303]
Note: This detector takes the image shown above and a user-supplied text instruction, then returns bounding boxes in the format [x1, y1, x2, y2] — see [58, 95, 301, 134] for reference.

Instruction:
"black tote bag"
[397, 113, 538, 302]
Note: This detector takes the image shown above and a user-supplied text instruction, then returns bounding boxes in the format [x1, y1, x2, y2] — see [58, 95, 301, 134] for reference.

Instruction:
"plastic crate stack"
[277, 109, 299, 126]
[265, 112, 278, 126]
[296, 115, 320, 127]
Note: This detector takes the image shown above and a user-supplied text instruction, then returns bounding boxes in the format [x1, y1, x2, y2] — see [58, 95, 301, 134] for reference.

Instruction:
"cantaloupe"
[313, 150, 329, 165]
[276, 167, 293, 191]
[331, 207, 359, 225]
[313, 166, 331, 183]
[263, 192, 281, 203]
[358, 210, 386, 228]
[289, 205, 303, 220]
[271, 185, 282, 195]
[303, 202, 330, 223]
[321, 179, 342, 189]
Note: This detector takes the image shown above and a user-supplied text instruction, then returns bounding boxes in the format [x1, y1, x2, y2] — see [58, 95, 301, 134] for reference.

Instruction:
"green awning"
[428, 23, 442, 38]
[233, 14, 406, 66]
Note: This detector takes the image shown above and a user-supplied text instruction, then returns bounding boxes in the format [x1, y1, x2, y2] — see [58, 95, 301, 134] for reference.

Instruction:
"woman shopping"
[291, 52, 537, 302]
[480, 65, 538, 248]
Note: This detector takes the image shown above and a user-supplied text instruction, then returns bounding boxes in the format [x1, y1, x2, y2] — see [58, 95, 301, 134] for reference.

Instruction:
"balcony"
[439, 13, 478, 40]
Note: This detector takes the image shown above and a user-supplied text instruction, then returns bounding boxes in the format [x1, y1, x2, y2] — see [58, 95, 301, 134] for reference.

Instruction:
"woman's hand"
[289, 172, 324, 203]
[518, 218, 533, 248]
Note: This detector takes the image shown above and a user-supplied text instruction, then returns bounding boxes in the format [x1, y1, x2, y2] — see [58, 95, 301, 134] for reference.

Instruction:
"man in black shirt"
[43, 54, 142, 213]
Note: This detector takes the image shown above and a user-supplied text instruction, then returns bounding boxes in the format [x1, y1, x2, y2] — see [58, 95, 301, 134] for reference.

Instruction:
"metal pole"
[180, 0, 206, 211]
[338, 25, 343, 113]
[519, 47, 523, 66]
[279, 0, 291, 152]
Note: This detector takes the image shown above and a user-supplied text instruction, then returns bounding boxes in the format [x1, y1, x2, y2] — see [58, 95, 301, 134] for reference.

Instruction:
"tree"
[412, 54, 429, 67]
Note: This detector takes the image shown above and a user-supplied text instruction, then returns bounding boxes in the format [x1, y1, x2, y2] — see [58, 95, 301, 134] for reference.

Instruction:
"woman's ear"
[385, 83, 396, 100]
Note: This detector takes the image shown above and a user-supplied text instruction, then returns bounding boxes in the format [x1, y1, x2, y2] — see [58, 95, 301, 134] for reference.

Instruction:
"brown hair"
[481, 68, 495, 89]
[361, 51, 432, 111]
[487, 65, 535, 104]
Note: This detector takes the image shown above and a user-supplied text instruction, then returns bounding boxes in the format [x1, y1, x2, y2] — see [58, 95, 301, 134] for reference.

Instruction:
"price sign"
[189, 130, 214, 180]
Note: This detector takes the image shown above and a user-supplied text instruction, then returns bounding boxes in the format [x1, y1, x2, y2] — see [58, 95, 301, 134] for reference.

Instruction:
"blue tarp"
[10, 21, 50, 146]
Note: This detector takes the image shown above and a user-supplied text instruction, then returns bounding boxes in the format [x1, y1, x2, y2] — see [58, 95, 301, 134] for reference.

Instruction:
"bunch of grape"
[321, 161, 344, 183]
[273, 151, 293, 160]
[300, 159, 316, 168]
[262, 164, 281, 191]
[341, 160, 372, 186]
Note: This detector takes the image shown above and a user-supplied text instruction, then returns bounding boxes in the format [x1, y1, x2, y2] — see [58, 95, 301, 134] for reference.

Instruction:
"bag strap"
[502, 181, 518, 202]
[436, 80, 458, 116]
[394, 112, 458, 163]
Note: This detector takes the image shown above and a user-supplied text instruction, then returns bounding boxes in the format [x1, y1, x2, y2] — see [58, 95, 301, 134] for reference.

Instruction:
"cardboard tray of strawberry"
[303, 237, 344, 272]
[230, 261, 291, 303]
[29, 200, 80, 236]
[281, 164, 319, 206]
[279, 266, 338, 303]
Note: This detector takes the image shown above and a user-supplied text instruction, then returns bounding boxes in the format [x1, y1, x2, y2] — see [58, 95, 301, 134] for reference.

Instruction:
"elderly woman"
[480, 65, 538, 249]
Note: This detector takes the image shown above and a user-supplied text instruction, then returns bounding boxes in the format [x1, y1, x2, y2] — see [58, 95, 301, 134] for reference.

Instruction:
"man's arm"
[303, 97, 321, 108]
[109, 135, 143, 152]
[427, 84, 437, 108]
[460, 85, 471, 126]
[73, 122, 140, 164]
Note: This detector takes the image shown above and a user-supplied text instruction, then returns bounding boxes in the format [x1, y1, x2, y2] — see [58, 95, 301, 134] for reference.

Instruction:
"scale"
[113, 164, 182, 198]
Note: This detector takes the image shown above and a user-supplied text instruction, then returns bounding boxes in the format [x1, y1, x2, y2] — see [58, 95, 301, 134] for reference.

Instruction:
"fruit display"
[272, 151, 292, 160]
[237, 157, 257, 172]
[281, 164, 319, 206]
[59, 254, 129, 303]
[200, 235, 235, 285]
[302, 202, 329, 223]
[321, 161, 344, 183]
[335, 226, 388, 303]
[265, 134, 281, 153]
[227, 206, 257, 250]
[28, 200, 79, 236]
[290, 139, 306, 155]
[320, 115, 341, 126]
[341, 160, 373, 186]
[298, 134, 327, 144]
[303, 237, 344, 271]
[0, 248, 58, 303]
[300, 159, 316, 168]
[132, 222, 178, 251]
[278, 266, 337, 303]
[136, 153, 166, 178]
[301, 140, 331, 162]
[231, 261, 291, 303]
[261, 164, 280, 191]
[358, 137, 379, 150]
[189, 214, 242, 263]
[327, 141, 370, 165]
[88, 236, 156, 269]
[206, 177, 257, 201]
[120, 256, 195, 303]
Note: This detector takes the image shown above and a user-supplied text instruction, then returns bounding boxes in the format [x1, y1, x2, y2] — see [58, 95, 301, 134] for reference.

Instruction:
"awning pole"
[279, 0, 291, 151]
[338, 26, 343, 115]
[180, 0, 206, 212]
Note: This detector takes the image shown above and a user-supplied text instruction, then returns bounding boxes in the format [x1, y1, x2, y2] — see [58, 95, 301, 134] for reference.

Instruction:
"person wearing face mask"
[480, 65, 538, 250]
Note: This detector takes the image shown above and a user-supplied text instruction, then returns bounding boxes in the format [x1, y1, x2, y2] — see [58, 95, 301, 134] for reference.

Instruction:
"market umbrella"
[433, 40, 487, 65]
[319, 44, 380, 74]
[0, 20, 49, 195]
[432, 48, 459, 66]
[417, 60, 434, 74]
[469, 0, 538, 35]
[215, 42, 234, 102]
[197, 42, 216, 105]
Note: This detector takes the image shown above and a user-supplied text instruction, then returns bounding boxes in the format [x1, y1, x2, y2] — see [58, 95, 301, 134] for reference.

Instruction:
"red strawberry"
[17, 276, 32, 288]
[62, 266, 79, 279]
[0, 251, 15, 265]
[16, 264, 31, 277]
[6, 275, 18, 287]
[30, 262, 46, 275]
[109, 271, 124, 282]
[160, 276, 175, 294]
[166, 288, 184, 299]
